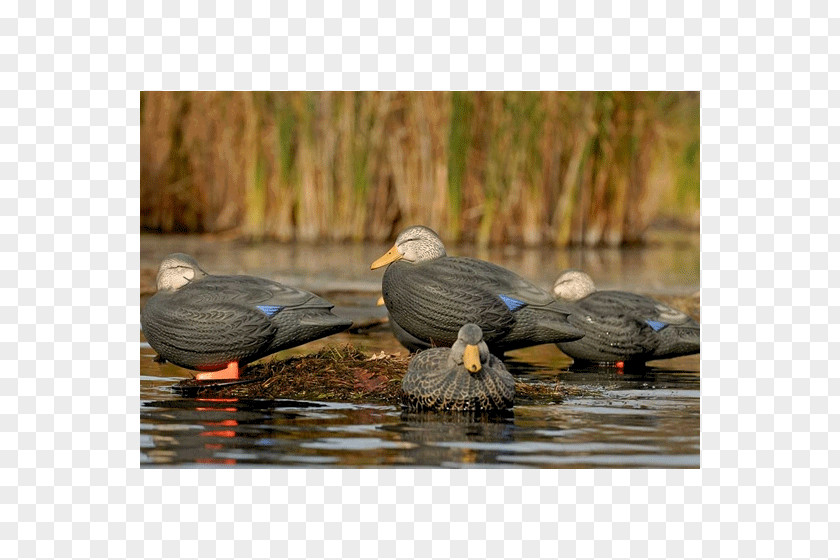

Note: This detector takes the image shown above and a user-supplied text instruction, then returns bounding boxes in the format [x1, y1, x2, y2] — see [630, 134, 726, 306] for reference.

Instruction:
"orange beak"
[464, 344, 481, 373]
[370, 245, 403, 270]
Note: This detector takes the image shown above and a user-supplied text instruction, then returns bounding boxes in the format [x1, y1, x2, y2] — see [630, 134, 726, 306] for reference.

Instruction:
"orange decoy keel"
[195, 362, 240, 381]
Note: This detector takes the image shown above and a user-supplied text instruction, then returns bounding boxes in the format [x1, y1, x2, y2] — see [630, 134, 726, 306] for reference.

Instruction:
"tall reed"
[141, 91, 699, 246]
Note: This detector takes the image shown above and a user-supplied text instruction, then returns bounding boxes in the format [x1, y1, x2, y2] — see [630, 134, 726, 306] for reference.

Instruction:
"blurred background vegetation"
[141, 91, 699, 247]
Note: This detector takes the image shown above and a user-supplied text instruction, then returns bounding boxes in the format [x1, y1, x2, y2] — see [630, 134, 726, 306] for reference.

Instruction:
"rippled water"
[140, 232, 699, 468]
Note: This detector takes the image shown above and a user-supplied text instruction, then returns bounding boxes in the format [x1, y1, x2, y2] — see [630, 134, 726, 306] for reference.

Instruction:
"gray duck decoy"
[141, 253, 352, 380]
[400, 323, 515, 411]
[376, 295, 432, 353]
[370, 225, 584, 354]
[552, 269, 700, 366]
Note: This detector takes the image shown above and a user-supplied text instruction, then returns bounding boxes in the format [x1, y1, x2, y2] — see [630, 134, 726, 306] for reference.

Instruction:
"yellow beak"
[376, 295, 385, 306]
[370, 245, 403, 270]
[464, 344, 482, 373]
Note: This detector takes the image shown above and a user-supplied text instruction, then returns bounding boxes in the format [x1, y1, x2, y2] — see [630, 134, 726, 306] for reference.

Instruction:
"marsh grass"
[141, 91, 699, 246]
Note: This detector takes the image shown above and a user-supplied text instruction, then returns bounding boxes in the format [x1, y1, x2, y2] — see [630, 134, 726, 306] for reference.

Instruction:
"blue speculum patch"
[498, 294, 526, 311]
[646, 319, 668, 331]
[257, 305, 284, 317]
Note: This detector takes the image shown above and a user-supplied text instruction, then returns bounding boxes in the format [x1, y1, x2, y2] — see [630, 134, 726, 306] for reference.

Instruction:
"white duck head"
[370, 225, 447, 269]
[155, 253, 208, 292]
[552, 269, 597, 301]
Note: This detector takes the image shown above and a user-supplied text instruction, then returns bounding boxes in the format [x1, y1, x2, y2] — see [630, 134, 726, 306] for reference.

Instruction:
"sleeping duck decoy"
[370, 225, 583, 354]
[400, 323, 515, 411]
[141, 253, 352, 380]
[551, 269, 700, 366]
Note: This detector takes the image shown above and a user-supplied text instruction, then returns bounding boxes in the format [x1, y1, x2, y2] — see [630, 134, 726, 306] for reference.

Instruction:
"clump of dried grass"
[173, 344, 577, 405]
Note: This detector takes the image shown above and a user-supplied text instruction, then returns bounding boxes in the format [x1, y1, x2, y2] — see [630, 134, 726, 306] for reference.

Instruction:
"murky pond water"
[140, 232, 699, 468]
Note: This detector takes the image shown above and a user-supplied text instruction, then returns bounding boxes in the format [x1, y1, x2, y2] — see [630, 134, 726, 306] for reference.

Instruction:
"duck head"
[156, 253, 208, 292]
[552, 269, 596, 301]
[370, 225, 447, 269]
[449, 323, 489, 373]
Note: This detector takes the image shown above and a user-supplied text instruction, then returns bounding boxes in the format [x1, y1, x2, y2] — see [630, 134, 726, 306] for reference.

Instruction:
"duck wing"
[451, 257, 557, 307]
[579, 291, 698, 331]
[383, 258, 517, 344]
[189, 275, 334, 311]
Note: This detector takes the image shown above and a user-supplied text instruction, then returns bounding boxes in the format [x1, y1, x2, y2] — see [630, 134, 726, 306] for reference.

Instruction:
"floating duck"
[141, 253, 352, 380]
[552, 269, 700, 366]
[400, 323, 515, 411]
[370, 225, 583, 354]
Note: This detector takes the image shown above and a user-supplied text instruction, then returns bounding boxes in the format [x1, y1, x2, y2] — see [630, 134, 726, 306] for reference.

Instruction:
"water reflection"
[141, 350, 699, 468]
[382, 410, 516, 467]
[142, 398, 316, 465]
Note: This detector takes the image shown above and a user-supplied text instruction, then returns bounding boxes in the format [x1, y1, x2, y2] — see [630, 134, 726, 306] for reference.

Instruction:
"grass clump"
[174, 344, 579, 406]
[175, 345, 409, 404]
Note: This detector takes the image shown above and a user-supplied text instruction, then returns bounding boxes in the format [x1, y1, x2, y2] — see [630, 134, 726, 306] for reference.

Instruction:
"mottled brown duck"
[400, 324, 515, 411]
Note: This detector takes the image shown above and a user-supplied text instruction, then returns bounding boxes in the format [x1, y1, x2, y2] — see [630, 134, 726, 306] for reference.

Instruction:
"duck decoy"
[376, 295, 432, 353]
[552, 269, 700, 366]
[400, 323, 515, 411]
[141, 253, 353, 380]
[370, 225, 583, 353]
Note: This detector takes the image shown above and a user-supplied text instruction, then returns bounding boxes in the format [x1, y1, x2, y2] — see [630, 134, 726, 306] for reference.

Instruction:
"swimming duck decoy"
[400, 323, 515, 411]
[141, 253, 353, 380]
[551, 269, 700, 366]
[370, 225, 584, 354]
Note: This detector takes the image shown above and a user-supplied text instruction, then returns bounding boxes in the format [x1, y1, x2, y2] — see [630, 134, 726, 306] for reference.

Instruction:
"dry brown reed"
[141, 91, 699, 246]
